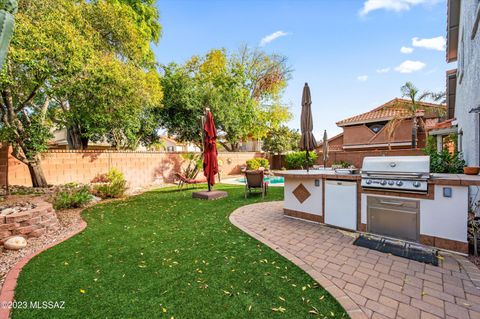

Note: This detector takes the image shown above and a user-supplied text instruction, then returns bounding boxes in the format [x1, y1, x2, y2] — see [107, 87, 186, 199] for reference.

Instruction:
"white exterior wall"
[420, 186, 468, 242]
[455, 0, 480, 166]
[284, 178, 323, 216]
[361, 185, 468, 243]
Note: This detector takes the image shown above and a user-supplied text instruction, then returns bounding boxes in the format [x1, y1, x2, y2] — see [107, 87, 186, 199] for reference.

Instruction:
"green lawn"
[12, 185, 347, 319]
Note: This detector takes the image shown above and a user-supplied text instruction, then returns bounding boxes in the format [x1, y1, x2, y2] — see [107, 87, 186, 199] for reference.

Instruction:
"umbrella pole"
[306, 150, 310, 173]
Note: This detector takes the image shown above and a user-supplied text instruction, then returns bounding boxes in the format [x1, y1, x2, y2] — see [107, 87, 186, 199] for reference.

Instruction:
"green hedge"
[246, 158, 269, 170]
[285, 151, 318, 169]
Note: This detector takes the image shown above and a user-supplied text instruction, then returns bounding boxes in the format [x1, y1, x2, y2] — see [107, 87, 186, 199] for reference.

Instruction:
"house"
[48, 128, 112, 150]
[159, 136, 201, 152]
[238, 137, 263, 152]
[443, 0, 480, 166]
[330, 98, 445, 151]
[48, 129, 201, 152]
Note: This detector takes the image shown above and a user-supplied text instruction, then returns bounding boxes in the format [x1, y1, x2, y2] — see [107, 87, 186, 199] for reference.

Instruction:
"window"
[366, 121, 387, 134]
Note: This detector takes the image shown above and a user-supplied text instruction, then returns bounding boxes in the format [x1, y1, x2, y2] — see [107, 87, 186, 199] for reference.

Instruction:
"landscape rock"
[90, 195, 102, 203]
[3, 236, 27, 250]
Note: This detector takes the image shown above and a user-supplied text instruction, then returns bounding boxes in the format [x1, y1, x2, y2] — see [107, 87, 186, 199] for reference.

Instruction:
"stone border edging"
[0, 219, 87, 319]
[229, 202, 368, 319]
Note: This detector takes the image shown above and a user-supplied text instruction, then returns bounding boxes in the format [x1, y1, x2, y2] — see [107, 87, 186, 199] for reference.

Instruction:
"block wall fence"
[0, 146, 263, 190]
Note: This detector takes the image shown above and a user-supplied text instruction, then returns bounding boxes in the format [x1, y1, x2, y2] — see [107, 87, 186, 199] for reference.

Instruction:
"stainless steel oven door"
[367, 196, 420, 242]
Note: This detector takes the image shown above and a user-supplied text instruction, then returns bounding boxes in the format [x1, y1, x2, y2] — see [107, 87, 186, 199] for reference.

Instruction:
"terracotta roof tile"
[429, 118, 455, 130]
[336, 98, 445, 127]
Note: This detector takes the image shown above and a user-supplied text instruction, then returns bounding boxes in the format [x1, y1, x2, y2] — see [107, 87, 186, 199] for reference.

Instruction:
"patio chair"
[244, 170, 268, 198]
[175, 173, 205, 189]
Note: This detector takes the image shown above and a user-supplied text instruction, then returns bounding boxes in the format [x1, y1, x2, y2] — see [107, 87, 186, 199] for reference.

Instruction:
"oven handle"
[378, 200, 405, 206]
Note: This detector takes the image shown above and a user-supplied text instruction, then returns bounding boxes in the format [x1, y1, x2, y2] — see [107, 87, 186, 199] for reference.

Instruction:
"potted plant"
[464, 166, 480, 175]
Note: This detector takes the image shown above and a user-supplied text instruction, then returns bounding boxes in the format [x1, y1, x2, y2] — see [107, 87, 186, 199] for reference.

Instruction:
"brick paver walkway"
[230, 201, 480, 319]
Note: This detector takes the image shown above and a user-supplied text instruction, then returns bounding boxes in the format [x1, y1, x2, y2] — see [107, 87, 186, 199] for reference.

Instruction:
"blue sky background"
[153, 0, 452, 139]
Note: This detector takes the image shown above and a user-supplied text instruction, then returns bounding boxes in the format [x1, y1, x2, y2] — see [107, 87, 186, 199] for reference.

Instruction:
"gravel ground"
[0, 195, 86, 290]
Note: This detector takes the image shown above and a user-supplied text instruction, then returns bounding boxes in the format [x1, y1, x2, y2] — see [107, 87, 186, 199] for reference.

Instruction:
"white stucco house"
[446, 0, 480, 166]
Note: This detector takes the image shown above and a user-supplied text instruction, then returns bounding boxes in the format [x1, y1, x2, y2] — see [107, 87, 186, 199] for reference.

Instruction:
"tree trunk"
[412, 117, 418, 149]
[67, 125, 86, 150]
[27, 159, 48, 187]
[81, 136, 89, 149]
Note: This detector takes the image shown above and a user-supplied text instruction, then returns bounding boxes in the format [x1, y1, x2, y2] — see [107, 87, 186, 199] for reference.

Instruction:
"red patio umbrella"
[203, 110, 218, 191]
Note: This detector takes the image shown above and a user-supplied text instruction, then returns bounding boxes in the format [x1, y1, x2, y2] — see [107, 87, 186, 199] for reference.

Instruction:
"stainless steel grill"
[361, 156, 430, 193]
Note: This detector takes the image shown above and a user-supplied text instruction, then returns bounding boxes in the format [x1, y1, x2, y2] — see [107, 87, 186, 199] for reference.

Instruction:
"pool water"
[236, 176, 284, 184]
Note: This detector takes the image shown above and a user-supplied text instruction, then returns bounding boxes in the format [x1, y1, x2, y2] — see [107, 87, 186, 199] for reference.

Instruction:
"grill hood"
[362, 156, 430, 176]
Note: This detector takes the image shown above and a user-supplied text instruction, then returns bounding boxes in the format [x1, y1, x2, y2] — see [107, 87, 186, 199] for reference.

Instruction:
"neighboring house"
[49, 130, 201, 152]
[444, 0, 480, 166]
[49, 128, 112, 150]
[329, 98, 444, 151]
[159, 136, 200, 152]
[238, 137, 263, 152]
[317, 133, 344, 152]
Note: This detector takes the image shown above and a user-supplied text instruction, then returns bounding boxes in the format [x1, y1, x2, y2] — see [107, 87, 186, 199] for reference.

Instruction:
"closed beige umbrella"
[322, 130, 329, 168]
[299, 83, 317, 172]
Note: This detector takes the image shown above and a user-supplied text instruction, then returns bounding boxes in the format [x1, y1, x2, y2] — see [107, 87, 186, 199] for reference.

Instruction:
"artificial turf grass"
[12, 185, 348, 319]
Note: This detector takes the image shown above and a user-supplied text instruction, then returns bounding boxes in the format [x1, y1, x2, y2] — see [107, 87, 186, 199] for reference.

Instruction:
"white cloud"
[376, 67, 391, 73]
[412, 36, 446, 51]
[400, 46, 414, 54]
[359, 0, 440, 16]
[394, 60, 426, 73]
[357, 75, 369, 82]
[259, 31, 289, 47]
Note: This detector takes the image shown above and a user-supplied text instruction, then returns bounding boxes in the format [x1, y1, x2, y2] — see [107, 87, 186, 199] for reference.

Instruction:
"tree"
[0, 0, 94, 186]
[386, 82, 445, 149]
[262, 126, 300, 155]
[159, 63, 205, 147]
[117, 0, 162, 43]
[0, 0, 162, 186]
[57, 53, 162, 150]
[160, 47, 292, 151]
[56, 0, 162, 150]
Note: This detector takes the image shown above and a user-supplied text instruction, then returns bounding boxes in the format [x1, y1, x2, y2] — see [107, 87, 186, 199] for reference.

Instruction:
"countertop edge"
[272, 171, 480, 186]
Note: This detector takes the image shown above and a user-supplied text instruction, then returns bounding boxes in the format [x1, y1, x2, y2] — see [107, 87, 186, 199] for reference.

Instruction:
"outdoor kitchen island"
[274, 163, 480, 254]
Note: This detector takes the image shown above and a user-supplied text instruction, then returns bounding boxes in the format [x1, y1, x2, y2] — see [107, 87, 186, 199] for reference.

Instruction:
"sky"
[153, 0, 452, 140]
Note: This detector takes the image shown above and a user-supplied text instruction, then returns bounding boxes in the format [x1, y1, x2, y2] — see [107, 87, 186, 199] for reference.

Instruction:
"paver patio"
[230, 201, 480, 319]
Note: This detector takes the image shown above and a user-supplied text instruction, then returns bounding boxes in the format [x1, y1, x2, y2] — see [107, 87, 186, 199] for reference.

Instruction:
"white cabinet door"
[324, 180, 357, 230]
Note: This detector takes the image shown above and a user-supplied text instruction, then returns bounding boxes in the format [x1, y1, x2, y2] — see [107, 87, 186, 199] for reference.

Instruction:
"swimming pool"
[235, 176, 284, 184]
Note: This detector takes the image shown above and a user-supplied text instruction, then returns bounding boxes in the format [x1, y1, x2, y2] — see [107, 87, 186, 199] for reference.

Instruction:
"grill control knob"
[413, 181, 421, 188]
[396, 181, 404, 186]
[388, 180, 395, 186]
[380, 180, 387, 186]
[366, 179, 372, 185]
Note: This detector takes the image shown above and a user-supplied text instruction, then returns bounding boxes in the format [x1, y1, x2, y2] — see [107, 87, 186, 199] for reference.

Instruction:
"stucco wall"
[456, 0, 480, 166]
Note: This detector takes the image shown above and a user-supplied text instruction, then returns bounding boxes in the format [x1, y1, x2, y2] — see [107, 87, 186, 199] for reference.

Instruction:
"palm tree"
[386, 82, 446, 150]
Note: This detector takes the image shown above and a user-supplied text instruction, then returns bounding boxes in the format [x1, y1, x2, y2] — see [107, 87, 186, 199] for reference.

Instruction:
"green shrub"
[246, 158, 269, 170]
[53, 184, 92, 210]
[424, 136, 465, 173]
[92, 168, 127, 198]
[332, 161, 352, 169]
[284, 151, 318, 169]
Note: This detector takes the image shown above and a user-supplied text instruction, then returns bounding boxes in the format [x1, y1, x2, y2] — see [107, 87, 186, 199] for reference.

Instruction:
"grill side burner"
[361, 156, 430, 193]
